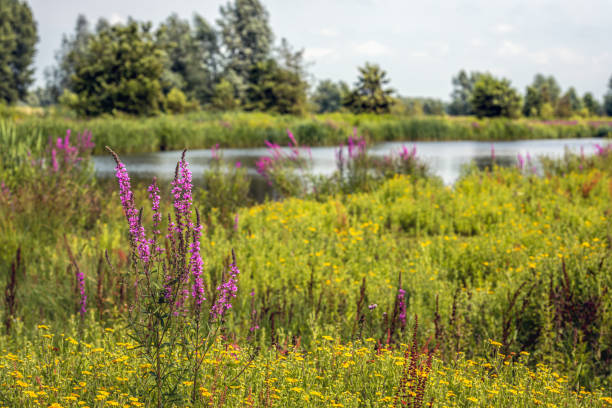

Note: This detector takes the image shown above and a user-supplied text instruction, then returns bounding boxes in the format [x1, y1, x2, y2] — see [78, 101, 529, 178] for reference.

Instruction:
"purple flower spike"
[397, 289, 406, 327]
[517, 153, 525, 170]
[211, 252, 240, 320]
[77, 270, 87, 318]
[189, 212, 205, 308]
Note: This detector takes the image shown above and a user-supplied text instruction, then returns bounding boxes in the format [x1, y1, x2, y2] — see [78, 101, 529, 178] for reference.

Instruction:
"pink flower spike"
[287, 129, 297, 147]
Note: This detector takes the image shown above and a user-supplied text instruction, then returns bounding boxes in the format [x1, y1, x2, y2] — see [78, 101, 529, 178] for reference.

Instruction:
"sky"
[27, 0, 612, 101]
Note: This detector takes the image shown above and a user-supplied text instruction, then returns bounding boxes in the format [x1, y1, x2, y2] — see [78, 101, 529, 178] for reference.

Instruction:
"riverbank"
[6, 111, 612, 154]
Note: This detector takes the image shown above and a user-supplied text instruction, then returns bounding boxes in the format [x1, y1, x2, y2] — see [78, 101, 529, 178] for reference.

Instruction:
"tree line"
[1, 0, 612, 118]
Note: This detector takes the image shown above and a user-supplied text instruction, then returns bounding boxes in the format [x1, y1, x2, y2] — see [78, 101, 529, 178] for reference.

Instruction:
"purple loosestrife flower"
[77, 270, 87, 318]
[211, 143, 220, 160]
[189, 210, 205, 308]
[287, 129, 298, 147]
[287, 129, 300, 157]
[108, 148, 150, 264]
[171, 151, 194, 236]
[336, 144, 345, 171]
[397, 289, 406, 327]
[79, 130, 95, 150]
[399, 145, 417, 161]
[234, 214, 239, 232]
[491, 144, 495, 161]
[148, 178, 163, 255]
[211, 252, 240, 320]
[51, 149, 59, 172]
[517, 153, 525, 170]
[368, 303, 377, 310]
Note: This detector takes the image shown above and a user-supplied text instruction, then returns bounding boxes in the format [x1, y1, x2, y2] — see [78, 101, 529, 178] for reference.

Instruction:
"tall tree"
[0, 0, 38, 104]
[604, 75, 612, 117]
[343, 63, 394, 114]
[522, 74, 562, 117]
[244, 58, 307, 115]
[522, 86, 540, 117]
[66, 21, 166, 116]
[44, 14, 91, 103]
[448, 70, 483, 115]
[217, 0, 273, 101]
[275, 37, 308, 79]
[582, 92, 602, 116]
[555, 87, 581, 117]
[470, 73, 521, 118]
[311, 80, 347, 113]
[155, 13, 219, 105]
[532, 74, 561, 105]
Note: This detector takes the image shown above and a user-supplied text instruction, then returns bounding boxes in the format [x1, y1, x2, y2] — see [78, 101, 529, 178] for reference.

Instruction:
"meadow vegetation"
[2, 111, 611, 155]
[1, 122, 612, 407]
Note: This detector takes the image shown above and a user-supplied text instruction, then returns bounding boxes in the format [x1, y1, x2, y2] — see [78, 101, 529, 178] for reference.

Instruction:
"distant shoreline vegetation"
[3, 111, 611, 155]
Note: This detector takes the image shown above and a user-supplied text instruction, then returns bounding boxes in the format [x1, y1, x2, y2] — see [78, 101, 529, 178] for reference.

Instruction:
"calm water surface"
[93, 138, 606, 199]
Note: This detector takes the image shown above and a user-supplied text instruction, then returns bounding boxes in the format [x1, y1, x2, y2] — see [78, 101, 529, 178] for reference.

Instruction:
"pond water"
[93, 138, 606, 199]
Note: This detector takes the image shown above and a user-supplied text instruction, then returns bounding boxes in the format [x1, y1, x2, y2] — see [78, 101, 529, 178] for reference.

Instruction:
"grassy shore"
[4, 109, 612, 154]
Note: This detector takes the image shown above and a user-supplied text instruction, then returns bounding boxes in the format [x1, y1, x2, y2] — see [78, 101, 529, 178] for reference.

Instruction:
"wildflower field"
[1, 122, 612, 407]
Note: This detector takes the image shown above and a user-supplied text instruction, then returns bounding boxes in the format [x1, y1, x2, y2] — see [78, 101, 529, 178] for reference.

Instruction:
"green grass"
[5, 111, 612, 155]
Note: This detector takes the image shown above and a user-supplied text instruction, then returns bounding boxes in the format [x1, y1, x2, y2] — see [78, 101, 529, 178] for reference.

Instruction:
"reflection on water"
[93, 138, 606, 200]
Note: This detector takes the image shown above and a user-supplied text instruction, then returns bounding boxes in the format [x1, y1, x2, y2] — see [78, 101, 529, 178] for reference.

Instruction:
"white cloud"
[109, 13, 125, 25]
[497, 40, 525, 57]
[435, 43, 450, 56]
[530, 51, 550, 65]
[304, 47, 335, 59]
[470, 38, 485, 47]
[496, 41, 587, 66]
[495, 23, 514, 33]
[353, 40, 392, 56]
[316, 28, 338, 37]
[553, 47, 585, 64]
[410, 51, 429, 58]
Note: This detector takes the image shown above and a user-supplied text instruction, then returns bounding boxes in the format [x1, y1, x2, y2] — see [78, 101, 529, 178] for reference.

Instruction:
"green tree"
[470, 73, 521, 119]
[522, 86, 540, 117]
[312, 80, 346, 113]
[244, 59, 307, 115]
[211, 78, 239, 110]
[155, 13, 219, 105]
[532, 74, 561, 104]
[448, 70, 483, 115]
[523, 73, 561, 117]
[67, 21, 166, 116]
[565, 87, 582, 111]
[217, 0, 273, 101]
[554, 94, 572, 118]
[582, 92, 602, 116]
[400, 97, 446, 116]
[604, 75, 612, 116]
[44, 14, 91, 103]
[343, 63, 394, 114]
[0, 0, 38, 104]
[555, 87, 581, 118]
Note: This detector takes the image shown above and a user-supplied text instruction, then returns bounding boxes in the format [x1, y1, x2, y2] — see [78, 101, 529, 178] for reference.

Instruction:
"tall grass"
[5, 112, 612, 155]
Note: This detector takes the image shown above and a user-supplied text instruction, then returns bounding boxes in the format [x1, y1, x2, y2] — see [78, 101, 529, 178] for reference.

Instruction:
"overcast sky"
[28, 0, 612, 100]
